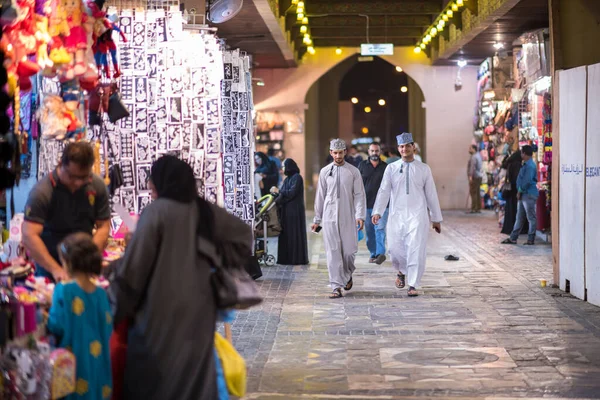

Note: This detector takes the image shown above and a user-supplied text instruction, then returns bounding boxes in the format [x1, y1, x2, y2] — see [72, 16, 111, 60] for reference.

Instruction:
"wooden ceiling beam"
[308, 15, 433, 27]
[305, 37, 417, 47]
[306, 1, 442, 15]
[297, 27, 424, 38]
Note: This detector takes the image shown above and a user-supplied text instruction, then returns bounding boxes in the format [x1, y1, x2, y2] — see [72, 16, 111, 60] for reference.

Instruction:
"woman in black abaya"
[501, 150, 528, 235]
[271, 159, 309, 266]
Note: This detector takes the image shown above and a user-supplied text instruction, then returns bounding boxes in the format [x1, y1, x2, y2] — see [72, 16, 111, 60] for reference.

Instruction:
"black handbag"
[107, 91, 130, 123]
[108, 163, 124, 196]
[197, 235, 263, 310]
[195, 197, 262, 310]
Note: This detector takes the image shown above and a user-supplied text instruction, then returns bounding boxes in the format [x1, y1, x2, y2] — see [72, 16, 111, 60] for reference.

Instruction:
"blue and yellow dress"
[48, 282, 113, 399]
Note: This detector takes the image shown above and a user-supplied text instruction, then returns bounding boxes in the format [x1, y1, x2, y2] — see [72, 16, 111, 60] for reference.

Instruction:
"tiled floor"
[228, 211, 600, 399]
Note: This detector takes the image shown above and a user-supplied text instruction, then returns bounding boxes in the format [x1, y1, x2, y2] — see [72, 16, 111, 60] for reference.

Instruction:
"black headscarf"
[283, 158, 300, 176]
[150, 155, 197, 203]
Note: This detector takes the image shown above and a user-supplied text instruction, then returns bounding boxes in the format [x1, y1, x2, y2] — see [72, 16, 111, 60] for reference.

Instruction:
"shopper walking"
[47, 233, 112, 400]
[358, 143, 388, 265]
[109, 155, 252, 400]
[500, 149, 523, 235]
[502, 145, 539, 245]
[312, 139, 366, 299]
[347, 145, 364, 168]
[267, 148, 283, 186]
[271, 158, 309, 266]
[372, 133, 442, 297]
[255, 151, 279, 197]
[467, 144, 484, 213]
[22, 141, 111, 283]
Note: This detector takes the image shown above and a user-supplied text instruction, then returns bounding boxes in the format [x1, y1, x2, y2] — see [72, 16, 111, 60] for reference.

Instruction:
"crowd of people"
[466, 139, 540, 245]
[22, 143, 252, 399]
[15, 133, 540, 398]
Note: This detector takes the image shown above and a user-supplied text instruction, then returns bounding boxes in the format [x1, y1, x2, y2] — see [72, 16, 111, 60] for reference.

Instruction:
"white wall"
[586, 63, 600, 306]
[558, 66, 587, 300]
[253, 47, 478, 209]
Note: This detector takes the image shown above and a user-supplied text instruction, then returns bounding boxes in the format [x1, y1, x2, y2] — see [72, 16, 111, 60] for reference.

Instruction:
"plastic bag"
[214, 332, 246, 397]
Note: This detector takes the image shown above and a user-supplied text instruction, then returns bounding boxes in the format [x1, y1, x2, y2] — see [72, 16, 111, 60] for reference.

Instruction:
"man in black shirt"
[358, 143, 389, 264]
[22, 142, 111, 282]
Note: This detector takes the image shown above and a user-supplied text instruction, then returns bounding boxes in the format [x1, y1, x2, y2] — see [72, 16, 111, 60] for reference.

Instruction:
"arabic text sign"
[561, 163, 585, 175]
[360, 43, 394, 56]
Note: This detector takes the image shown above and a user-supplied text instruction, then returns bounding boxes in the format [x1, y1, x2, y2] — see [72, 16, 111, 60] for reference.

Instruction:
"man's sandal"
[329, 288, 343, 299]
[407, 287, 419, 297]
[395, 273, 406, 289]
[344, 277, 353, 291]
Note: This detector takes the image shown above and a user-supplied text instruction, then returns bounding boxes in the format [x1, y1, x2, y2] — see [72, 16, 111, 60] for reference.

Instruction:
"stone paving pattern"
[224, 211, 600, 399]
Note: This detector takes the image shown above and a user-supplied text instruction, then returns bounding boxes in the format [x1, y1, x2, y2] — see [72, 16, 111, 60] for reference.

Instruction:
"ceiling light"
[302, 17, 308, 24]
[364, 106, 372, 113]
[306, 38, 312, 45]
[303, 36, 311, 44]
[297, 1, 304, 8]
[431, 27, 437, 36]
[297, 12, 304, 20]
[452, 4, 458, 11]
[437, 23, 444, 31]
[443, 15, 449, 21]
[296, 7, 304, 14]
[420, 43, 426, 49]
[413, 46, 422, 54]
[438, 20, 445, 28]
[335, 47, 342, 55]
[424, 34, 431, 43]
[396, 66, 403, 72]
[447, 9, 454, 17]
[378, 99, 386, 106]
[457, 59, 467, 67]
[351, 97, 358, 104]
[300, 25, 307, 33]
[307, 46, 315, 54]
[493, 42, 504, 50]
[457, 0, 464, 6]
[361, 127, 369, 134]
[256, 80, 265, 87]
[401, 86, 408, 93]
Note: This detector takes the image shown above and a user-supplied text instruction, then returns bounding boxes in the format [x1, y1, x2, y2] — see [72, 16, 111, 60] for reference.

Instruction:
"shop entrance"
[303, 55, 426, 207]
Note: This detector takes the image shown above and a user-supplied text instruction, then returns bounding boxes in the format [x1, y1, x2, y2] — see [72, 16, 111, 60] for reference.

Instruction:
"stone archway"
[253, 47, 479, 210]
[302, 55, 427, 207]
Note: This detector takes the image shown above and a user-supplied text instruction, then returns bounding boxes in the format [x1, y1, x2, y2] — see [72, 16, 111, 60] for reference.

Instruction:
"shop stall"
[471, 28, 552, 237]
[0, 0, 257, 391]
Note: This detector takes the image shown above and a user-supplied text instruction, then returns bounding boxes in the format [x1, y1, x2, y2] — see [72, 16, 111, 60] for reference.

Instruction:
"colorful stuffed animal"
[93, 14, 126, 78]
[36, 95, 70, 139]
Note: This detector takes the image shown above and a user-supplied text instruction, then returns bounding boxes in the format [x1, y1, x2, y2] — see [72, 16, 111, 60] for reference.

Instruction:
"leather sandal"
[395, 273, 406, 289]
[329, 288, 343, 299]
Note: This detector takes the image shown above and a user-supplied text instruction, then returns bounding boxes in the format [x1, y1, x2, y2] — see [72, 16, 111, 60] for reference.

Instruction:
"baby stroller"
[254, 193, 281, 266]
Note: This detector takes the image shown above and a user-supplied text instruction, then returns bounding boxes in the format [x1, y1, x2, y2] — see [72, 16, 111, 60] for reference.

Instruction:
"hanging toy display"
[36, 95, 69, 139]
[93, 14, 126, 79]
[62, 91, 84, 139]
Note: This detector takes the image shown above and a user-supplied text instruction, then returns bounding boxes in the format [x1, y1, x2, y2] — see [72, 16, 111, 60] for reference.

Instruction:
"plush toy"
[62, 91, 84, 139]
[47, 0, 72, 71]
[36, 95, 70, 139]
[62, 0, 88, 77]
[93, 14, 126, 78]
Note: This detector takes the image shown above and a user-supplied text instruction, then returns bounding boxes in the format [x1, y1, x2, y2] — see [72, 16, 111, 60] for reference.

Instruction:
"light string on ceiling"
[414, 0, 465, 54]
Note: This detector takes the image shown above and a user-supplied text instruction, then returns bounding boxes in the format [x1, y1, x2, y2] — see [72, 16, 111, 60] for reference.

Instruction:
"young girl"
[47, 233, 113, 399]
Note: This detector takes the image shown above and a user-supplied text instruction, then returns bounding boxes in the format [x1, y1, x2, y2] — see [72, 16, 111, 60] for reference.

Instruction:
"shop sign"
[561, 163, 584, 175]
[360, 43, 394, 56]
[587, 166, 600, 178]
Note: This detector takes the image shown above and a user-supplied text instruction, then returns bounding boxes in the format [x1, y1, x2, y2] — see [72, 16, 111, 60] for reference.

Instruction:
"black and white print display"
[102, 10, 255, 226]
[221, 50, 255, 222]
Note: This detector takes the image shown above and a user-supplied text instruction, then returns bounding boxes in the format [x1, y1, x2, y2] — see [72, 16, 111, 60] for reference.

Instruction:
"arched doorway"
[303, 55, 426, 207]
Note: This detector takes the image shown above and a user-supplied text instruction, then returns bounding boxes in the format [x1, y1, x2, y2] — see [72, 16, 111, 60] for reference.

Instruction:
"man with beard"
[312, 139, 366, 299]
[358, 143, 389, 265]
[372, 133, 442, 297]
